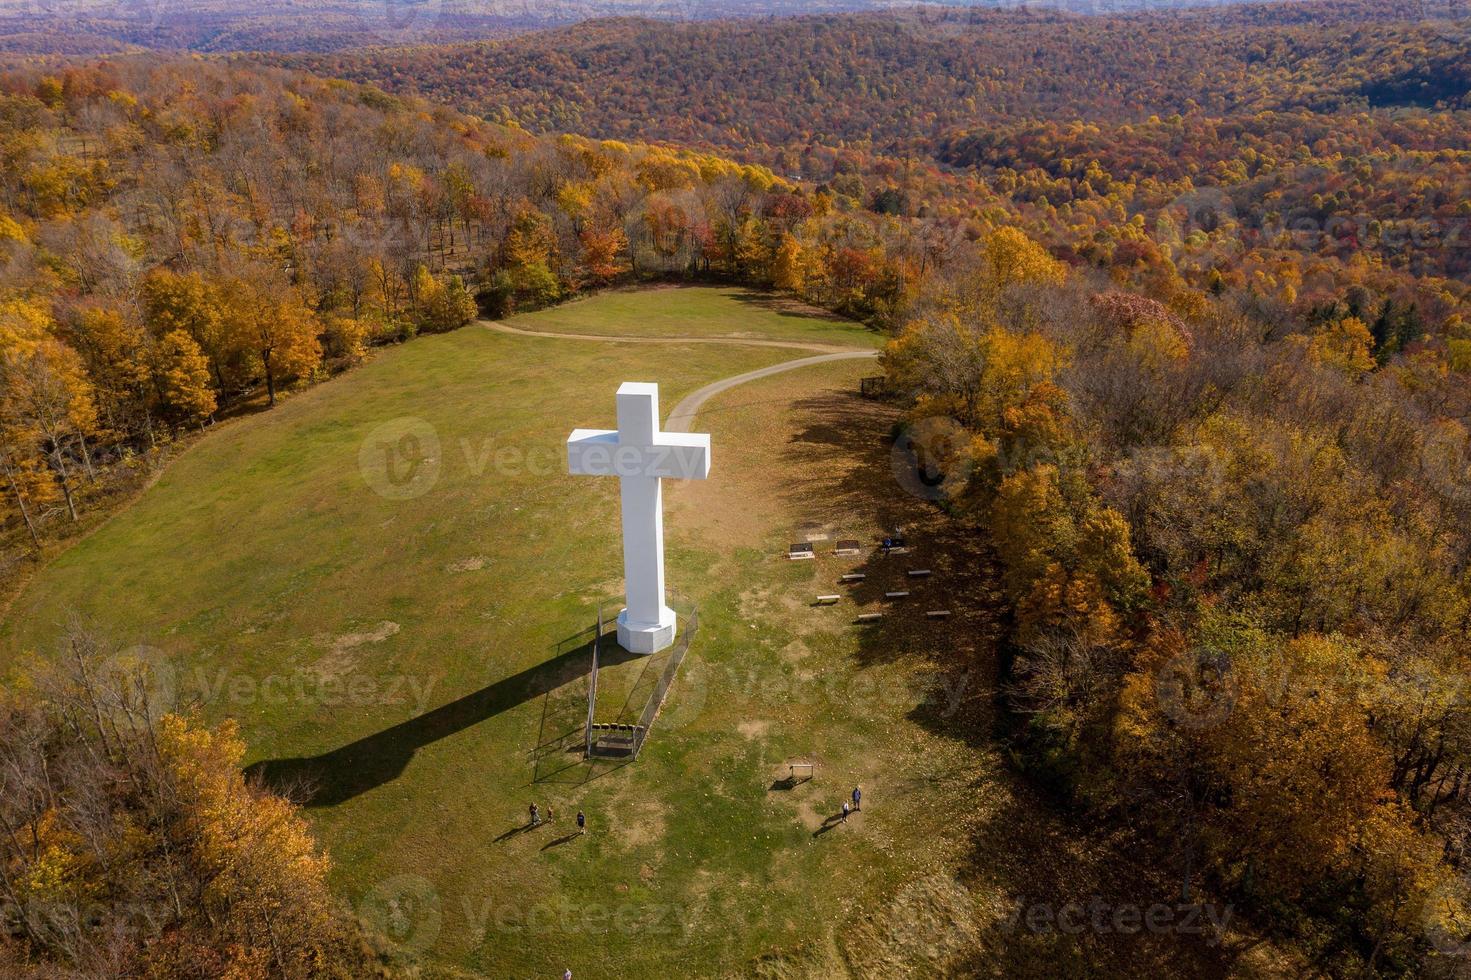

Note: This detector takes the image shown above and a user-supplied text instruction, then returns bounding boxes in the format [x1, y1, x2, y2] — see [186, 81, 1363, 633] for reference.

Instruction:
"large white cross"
[567, 382, 711, 654]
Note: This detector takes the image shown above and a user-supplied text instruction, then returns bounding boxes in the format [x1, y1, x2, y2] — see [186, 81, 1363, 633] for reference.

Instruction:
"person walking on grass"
[841, 801, 851, 823]
[577, 810, 586, 834]
[852, 785, 862, 812]
[530, 802, 540, 827]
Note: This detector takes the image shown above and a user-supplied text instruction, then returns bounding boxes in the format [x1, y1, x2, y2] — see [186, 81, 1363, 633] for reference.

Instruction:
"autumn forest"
[3, 0, 1471, 976]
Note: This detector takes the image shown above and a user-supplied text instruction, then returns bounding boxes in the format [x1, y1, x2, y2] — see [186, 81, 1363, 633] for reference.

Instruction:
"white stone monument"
[568, 382, 711, 654]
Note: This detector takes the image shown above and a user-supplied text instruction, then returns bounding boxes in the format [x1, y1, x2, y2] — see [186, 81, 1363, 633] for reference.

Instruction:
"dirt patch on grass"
[738, 719, 772, 740]
[613, 799, 668, 850]
[446, 556, 487, 573]
[738, 585, 777, 622]
[669, 361, 888, 552]
[780, 639, 811, 663]
[311, 620, 401, 679]
[793, 797, 829, 833]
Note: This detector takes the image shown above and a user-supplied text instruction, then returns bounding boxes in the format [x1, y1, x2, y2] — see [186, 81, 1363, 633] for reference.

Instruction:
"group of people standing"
[529, 802, 586, 834]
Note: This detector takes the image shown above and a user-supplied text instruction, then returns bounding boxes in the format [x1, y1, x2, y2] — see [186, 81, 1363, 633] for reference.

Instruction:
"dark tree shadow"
[247, 626, 638, 806]
[946, 777, 1248, 978]
[530, 629, 602, 784]
[722, 287, 883, 334]
[777, 386, 1262, 974]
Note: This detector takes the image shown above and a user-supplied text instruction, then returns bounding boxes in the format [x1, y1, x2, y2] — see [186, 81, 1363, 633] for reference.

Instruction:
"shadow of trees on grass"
[778, 386, 1254, 978]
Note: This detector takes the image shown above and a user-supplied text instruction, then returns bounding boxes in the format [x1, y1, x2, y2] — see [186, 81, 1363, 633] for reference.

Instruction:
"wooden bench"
[885, 590, 910, 599]
[907, 569, 932, 578]
[841, 573, 866, 583]
[926, 610, 952, 620]
[815, 595, 841, 605]
[855, 612, 883, 623]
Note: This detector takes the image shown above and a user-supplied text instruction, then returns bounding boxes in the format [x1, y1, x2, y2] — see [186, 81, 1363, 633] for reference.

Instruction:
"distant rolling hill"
[0, 0, 1286, 54]
[246, 1, 1467, 152]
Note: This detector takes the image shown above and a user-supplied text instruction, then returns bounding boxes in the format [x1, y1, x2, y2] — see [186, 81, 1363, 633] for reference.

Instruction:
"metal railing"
[583, 592, 698, 760]
[631, 601, 698, 758]
[584, 603, 602, 758]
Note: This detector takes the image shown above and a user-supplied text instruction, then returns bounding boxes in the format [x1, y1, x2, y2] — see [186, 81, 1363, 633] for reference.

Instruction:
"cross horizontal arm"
[567, 429, 710, 480]
[568, 429, 618, 476]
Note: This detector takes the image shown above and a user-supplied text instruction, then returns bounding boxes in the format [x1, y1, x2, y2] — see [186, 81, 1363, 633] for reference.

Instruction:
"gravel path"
[664, 351, 877, 432]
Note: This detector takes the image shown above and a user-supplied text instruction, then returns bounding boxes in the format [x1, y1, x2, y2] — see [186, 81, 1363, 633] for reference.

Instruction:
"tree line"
[882, 221, 1471, 975]
[258, 1, 1471, 381]
[0, 622, 387, 976]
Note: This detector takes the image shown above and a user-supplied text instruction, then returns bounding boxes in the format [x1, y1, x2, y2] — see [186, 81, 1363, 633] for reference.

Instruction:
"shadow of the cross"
[246, 626, 638, 807]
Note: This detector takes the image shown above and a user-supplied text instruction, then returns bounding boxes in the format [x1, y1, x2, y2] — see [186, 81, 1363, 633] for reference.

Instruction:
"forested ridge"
[263, 1, 1471, 150]
[4, 2, 1471, 974]
[260, 0, 1471, 328]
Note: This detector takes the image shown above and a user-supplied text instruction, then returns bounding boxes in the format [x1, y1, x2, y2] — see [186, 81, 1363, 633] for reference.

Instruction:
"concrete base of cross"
[617, 605, 677, 655]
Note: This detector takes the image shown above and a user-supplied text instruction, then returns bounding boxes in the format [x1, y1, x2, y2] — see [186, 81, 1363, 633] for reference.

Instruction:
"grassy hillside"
[0, 290, 962, 976]
[0, 288, 1267, 976]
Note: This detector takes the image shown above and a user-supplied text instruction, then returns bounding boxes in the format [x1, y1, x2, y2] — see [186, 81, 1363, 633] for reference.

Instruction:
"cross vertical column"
[618, 473, 672, 634]
[567, 381, 710, 656]
[615, 383, 675, 651]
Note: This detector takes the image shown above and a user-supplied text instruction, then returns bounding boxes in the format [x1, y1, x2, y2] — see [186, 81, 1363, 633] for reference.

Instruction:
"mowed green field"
[506, 284, 886, 349]
[0, 288, 1002, 977]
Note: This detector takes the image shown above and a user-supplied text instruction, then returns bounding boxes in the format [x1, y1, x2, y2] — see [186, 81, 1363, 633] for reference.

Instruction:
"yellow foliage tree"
[981, 226, 1068, 293]
[142, 268, 231, 390]
[0, 301, 100, 520]
[1309, 316, 1376, 376]
[224, 268, 322, 406]
[152, 329, 216, 428]
[771, 233, 805, 292]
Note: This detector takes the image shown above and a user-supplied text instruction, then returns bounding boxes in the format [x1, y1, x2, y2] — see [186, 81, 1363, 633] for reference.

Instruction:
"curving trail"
[663, 351, 877, 432]
[479, 318, 879, 431]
